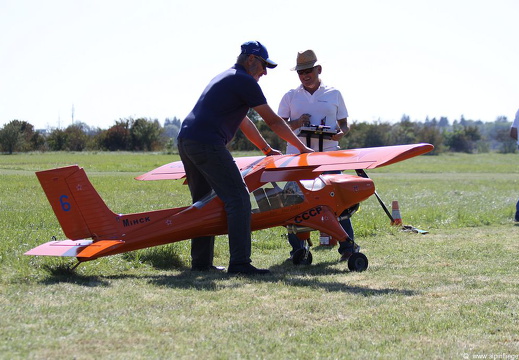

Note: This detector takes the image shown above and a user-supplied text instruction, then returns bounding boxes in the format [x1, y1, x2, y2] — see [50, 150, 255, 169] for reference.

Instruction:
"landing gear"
[347, 252, 368, 272]
[292, 247, 313, 265]
[288, 228, 368, 271]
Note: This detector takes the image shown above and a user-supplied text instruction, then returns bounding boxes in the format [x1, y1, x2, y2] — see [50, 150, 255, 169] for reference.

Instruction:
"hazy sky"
[1, 0, 518, 130]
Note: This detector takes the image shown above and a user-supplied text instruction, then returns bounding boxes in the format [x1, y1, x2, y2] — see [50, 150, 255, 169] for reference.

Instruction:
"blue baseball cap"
[240, 41, 277, 68]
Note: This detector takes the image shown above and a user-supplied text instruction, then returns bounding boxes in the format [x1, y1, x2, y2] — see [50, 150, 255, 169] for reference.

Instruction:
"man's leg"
[287, 233, 304, 258]
[180, 140, 252, 266]
[338, 218, 356, 255]
[178, 138, 217, 269]
[202, 147, 252, 265]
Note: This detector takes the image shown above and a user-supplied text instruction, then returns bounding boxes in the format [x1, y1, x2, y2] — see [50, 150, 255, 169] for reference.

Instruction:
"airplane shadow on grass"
[146, 260, 417, 297]
[38, 254, 416, 297]
[40, 263, 111, 287]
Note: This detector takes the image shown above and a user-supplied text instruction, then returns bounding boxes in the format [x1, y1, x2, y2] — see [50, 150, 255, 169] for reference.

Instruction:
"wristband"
[261, 145, 271, 154]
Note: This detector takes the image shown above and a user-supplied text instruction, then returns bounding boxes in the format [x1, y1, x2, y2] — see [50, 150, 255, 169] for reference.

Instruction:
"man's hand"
[299, 145, 315, 154]
[331, 130, 344, 142]
[298, 114, 311, 127]
[265, 148, 283, 156]
[288, 114, 311, 130]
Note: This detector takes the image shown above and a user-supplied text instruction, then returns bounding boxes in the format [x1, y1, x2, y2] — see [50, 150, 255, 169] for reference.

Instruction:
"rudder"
[36, 165, 120, 240]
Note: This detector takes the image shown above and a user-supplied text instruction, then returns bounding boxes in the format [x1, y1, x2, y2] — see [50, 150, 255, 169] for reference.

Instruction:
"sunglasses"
[297, 67, 316, 75]
[254, 56, 267, 70]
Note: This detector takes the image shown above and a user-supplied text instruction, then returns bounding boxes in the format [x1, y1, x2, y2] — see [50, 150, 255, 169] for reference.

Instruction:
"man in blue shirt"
[178, 41, 313, 275]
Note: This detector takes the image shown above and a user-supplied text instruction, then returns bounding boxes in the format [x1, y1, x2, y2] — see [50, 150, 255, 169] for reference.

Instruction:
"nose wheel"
[348, 252, 368, 272]
[290, 239, 368, 271]
[292, 247, 313, 265]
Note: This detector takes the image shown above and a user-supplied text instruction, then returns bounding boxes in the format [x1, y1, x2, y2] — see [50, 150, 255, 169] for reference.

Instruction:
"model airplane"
[25, 143, 434, 272]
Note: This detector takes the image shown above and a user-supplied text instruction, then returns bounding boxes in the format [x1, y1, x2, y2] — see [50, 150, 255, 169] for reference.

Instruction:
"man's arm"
[332, 118, 350, 142]
[254, 104, 314, 154]
[239, 116, 282, 155]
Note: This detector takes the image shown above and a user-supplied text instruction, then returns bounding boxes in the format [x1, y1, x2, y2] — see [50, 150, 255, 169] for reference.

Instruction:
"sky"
[1, 0, 518, 130]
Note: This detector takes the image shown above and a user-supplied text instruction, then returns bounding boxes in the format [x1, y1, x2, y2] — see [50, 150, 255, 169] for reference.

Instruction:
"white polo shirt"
[278, 82, 348, 154]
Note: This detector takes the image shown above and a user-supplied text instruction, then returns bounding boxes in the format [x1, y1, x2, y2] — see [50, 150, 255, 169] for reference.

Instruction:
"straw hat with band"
[291, 50, 321, 71]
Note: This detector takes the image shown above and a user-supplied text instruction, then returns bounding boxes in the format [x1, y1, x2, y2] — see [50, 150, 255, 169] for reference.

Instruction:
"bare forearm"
[254, 104, 313, 153]
[270, 119, 305, 145]
[338, 118, 349, 136]
[240, 117, 268, 148]
[239, 116, 282, 155]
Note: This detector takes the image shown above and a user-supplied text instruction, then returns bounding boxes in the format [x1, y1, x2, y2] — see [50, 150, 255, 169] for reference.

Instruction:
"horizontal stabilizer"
[25, 239, 124, 259]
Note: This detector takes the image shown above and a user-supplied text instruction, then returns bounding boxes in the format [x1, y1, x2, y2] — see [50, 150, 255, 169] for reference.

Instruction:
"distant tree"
[416, 125, 444, 154]
[47, 128, 67, 151]
[130, 118, 165, 151]
[424, 117, 438, 127]
[489, 116, 516, 153]
[444, 126, 481, 153]
[45, 123, 90, 151]
[389, 117, 417, 144]
[364, 122, 391, 147]
[164, 117, 182, 147]
[63, 123, 89, 151]
[438, 117, 449, 128]
[341, 121, 367, 149]
[99, 119, 132, 151]
[0, 120, 44, 153]
[459, 115, 467, 127]
[31, 132, 47, 151]
[0, 120, 24, 154]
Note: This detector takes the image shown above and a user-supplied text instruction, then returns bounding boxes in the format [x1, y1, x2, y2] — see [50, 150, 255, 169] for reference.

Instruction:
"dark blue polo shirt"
[178, 64, 267, 145]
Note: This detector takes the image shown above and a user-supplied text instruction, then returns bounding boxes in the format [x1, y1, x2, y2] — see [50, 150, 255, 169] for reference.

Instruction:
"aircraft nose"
[331, 175, 375, 210]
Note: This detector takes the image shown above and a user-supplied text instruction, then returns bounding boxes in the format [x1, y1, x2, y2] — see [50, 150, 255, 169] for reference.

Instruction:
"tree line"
[0, 112, 515, 155]
[230, 112, 514, 155]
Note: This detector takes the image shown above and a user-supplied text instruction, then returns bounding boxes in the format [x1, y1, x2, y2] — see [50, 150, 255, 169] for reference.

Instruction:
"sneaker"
[339, 252, 353, 262]
[191, 265, 226, 272]
[227, 263, 270, 275]
[339, 244, 360, 262]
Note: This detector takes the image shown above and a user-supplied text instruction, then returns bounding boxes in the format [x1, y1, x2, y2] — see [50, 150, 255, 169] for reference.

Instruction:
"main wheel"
[292, 248, 313, 265]
[348, 252, 368, 272]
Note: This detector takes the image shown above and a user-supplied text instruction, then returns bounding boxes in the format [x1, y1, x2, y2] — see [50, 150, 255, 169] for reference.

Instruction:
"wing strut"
[355, 169, 395, 223]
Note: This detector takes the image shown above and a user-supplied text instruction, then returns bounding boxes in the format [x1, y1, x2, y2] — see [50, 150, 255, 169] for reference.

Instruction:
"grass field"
[1, 151, 518, 359]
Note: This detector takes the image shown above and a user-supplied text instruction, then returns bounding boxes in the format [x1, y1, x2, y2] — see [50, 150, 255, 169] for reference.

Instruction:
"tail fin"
[36, 165, 121, 240]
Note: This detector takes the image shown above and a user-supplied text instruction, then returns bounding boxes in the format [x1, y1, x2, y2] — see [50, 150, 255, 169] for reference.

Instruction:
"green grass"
[1, 152, 518, 359]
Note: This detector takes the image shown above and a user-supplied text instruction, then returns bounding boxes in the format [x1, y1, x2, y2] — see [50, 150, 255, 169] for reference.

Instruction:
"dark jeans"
[178, 138, 252, 267]
[288, 217, 355, 256]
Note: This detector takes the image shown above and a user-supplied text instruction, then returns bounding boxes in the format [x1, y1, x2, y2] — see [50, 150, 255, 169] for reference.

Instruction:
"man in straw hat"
[178, 41, 313, 275]
[278, 49, 359, 262]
